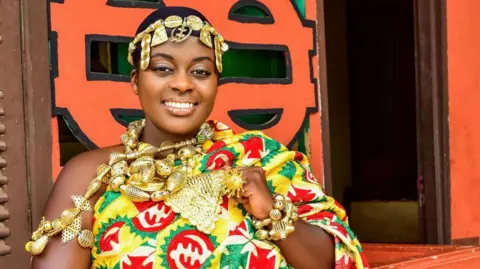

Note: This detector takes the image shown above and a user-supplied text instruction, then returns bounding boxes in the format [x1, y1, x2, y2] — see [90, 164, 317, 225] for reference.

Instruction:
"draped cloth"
[91, 121, 370, 269]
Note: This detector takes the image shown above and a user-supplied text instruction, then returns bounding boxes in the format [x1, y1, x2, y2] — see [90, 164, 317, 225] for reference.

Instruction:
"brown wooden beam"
[21, 0, 54, 229]
[413, 0, 451, 245]
[0, 0, 31, 267]
[316, 0, 333, 195]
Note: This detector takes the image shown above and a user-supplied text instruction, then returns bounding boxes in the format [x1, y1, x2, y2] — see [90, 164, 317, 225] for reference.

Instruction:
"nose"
[168, 71, 193, 93]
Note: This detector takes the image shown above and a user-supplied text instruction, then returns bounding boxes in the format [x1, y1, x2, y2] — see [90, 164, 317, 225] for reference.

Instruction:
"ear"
[131, 69, 139, 95]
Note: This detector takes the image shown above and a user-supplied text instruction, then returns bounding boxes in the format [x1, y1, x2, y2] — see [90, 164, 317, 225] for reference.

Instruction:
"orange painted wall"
[447, 0, 480, 240]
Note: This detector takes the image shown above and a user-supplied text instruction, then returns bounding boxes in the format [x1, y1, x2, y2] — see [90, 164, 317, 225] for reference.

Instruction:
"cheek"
[138, 75, 164, 102]
[201, 80, 219, 103]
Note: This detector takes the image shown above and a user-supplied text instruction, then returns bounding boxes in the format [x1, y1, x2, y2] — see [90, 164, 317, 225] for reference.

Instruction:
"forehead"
[150, 36, 214, 58]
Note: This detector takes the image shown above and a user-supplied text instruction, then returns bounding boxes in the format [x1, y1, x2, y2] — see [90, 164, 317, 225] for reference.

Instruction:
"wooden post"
[0, 1, 31, 267]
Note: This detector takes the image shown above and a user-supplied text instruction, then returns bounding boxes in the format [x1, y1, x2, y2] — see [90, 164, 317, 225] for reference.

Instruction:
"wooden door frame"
[414, 0, 451, 245]
[316, 0, 333, 194]
[317, 0, 452, 244]
[0, 0, 52, 266]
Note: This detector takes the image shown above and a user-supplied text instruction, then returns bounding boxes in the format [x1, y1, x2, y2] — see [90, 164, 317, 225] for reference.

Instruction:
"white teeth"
[165, 102, 194, 109]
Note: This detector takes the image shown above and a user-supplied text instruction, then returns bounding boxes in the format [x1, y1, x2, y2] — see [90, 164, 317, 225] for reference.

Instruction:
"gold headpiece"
[128, 15, 229, 72]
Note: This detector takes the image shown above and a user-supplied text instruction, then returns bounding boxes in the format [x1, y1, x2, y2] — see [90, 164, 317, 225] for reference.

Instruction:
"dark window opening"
[222, 48, 287, 79]
[90, 40, 132, 76]
[57, 116, 89, 166]
[228, 1, 274, 24]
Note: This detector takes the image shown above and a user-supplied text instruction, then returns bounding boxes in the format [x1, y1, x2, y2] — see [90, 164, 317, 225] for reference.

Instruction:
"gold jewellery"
[127, 15, 229, 72]
[252, 194, 299, 241]
[26, 120, 244, 256]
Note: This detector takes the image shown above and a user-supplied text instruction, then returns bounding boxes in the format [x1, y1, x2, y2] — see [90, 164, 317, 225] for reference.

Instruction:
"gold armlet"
[252, 194, 299, 241]
[25, 166, 110, 256]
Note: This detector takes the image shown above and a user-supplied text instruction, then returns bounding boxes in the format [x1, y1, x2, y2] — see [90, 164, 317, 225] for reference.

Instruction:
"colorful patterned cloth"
[91, 121, 370, 269]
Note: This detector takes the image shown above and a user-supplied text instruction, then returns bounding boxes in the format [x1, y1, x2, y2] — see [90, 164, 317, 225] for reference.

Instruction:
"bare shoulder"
[31, 145, 125, 268]
[43, 144, 124, 218]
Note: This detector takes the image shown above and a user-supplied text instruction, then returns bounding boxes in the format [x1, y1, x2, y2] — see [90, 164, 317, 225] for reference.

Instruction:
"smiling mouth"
[161, 100, 199, 116]
[162, 101, 198, 109]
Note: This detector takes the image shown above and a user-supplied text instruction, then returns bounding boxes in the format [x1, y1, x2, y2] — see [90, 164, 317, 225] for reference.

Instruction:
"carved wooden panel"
[0, 0, 32, 268]
[0, 96, 9, 256]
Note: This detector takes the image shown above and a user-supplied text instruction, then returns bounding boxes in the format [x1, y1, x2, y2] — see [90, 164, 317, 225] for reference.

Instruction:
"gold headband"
[128, 15, 229, 72]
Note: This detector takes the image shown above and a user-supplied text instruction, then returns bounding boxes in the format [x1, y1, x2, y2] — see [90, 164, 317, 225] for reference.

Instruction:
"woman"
[27, 6, 369, 269]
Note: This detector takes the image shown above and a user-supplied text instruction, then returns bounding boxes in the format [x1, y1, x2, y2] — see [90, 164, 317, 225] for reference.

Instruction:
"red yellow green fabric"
[90, 121, 370, 269]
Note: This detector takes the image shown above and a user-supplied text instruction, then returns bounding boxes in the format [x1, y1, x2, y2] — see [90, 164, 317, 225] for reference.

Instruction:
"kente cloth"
[91, 121, 370, 269]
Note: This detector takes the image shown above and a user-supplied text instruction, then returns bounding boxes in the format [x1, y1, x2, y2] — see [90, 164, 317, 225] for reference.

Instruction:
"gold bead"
[60, 208, 81, 228]
[111, 160, 128, 177]
[274, 194, 286, 202]
[159, 141, 175, 157]
[155, 159, 173, 177]
[274, 200, 286, 211]
[177, 145, 196, 160]
[253, 220, 264, 230]
[120, 185, 150, 202]
[140, 144, 157, 156]
[166, 170, 188, 193]
[77, 229, 94, 248]
[110, 175, 126, 192]
[109, 152, 127, 166]
[43, 221, 53, 232]
[151, 190, 170, 202]
[261, 218, 272, 227]
[126, 151, 141, 160]
[29, 235, 49, 255]
[126, 139, 137, 149]
[52, 219, 62, 230]
[96, 164, 111, 178]
[291, 212, 299, 222]
[129, 156, 154, 174]
[270, 209, 282, 221]
[85, 180, 102, 199]
[255, 229, 269, 240]
[268, 230, 281, 241]
[25, 241, 33, 252]
[32, 228, 44, 241]
[120, 133, 130, 144]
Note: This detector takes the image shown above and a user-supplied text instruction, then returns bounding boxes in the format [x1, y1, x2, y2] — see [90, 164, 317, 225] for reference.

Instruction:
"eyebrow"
[150, 52, 174, 61]
[150, 53, 214, 64]
[192, 56, 214, 64]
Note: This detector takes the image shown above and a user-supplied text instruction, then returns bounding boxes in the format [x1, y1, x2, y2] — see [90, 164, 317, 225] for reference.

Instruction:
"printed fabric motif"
[91, 121, 370, 269]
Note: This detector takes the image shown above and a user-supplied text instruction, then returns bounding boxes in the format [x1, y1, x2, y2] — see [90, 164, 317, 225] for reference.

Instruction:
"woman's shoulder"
[46, 145, 124, 212]
[58, 144, 124, 181]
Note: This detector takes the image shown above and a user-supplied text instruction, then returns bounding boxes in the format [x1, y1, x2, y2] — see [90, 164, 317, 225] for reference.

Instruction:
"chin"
[162, 117, 205, 136]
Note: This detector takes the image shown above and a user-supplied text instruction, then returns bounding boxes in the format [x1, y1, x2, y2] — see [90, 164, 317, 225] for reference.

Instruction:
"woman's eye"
[192, 69, 211, 77]
[154, 66, 173, 73]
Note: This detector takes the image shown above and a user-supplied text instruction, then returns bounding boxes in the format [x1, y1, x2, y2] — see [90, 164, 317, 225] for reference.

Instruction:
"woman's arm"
[31, 148, 113, 269]
[275, 220, 334, 269]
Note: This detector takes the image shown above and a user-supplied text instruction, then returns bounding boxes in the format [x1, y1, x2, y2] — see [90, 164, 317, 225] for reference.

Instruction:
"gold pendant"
[151, 25, 168, 47]
[165, 171, 226, 234]
[71, 196, 92, 212]
[200, 25, 213, 48]
[61, 216, 82, 244]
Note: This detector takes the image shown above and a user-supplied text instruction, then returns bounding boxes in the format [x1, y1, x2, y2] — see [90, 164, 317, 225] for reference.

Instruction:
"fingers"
[238, 167, 264, 182]
[234, 195, 249, 204]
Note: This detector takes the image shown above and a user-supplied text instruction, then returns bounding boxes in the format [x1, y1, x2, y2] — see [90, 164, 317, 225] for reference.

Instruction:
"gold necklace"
[26, 120, 243, 256]
[107, 120, 243, 204]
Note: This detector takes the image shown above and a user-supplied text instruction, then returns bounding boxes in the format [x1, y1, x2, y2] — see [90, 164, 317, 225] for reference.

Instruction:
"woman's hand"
[234, 166, 273, 220]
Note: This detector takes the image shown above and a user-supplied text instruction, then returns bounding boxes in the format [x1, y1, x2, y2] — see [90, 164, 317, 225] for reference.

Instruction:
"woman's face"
[132, 36, 218, 138]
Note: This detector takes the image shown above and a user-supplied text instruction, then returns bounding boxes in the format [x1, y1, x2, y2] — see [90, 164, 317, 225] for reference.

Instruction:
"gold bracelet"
[252, 194, 299, 241]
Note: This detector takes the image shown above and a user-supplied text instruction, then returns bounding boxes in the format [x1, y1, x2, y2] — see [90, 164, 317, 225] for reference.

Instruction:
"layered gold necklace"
[26, 120, 244, 256]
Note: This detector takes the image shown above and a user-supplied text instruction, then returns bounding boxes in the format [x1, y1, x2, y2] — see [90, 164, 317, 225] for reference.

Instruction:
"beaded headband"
[127, 15, 229, 72]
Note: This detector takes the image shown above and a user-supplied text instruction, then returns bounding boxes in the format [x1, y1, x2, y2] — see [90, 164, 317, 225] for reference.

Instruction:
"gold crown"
[128, 15, 229, 72]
